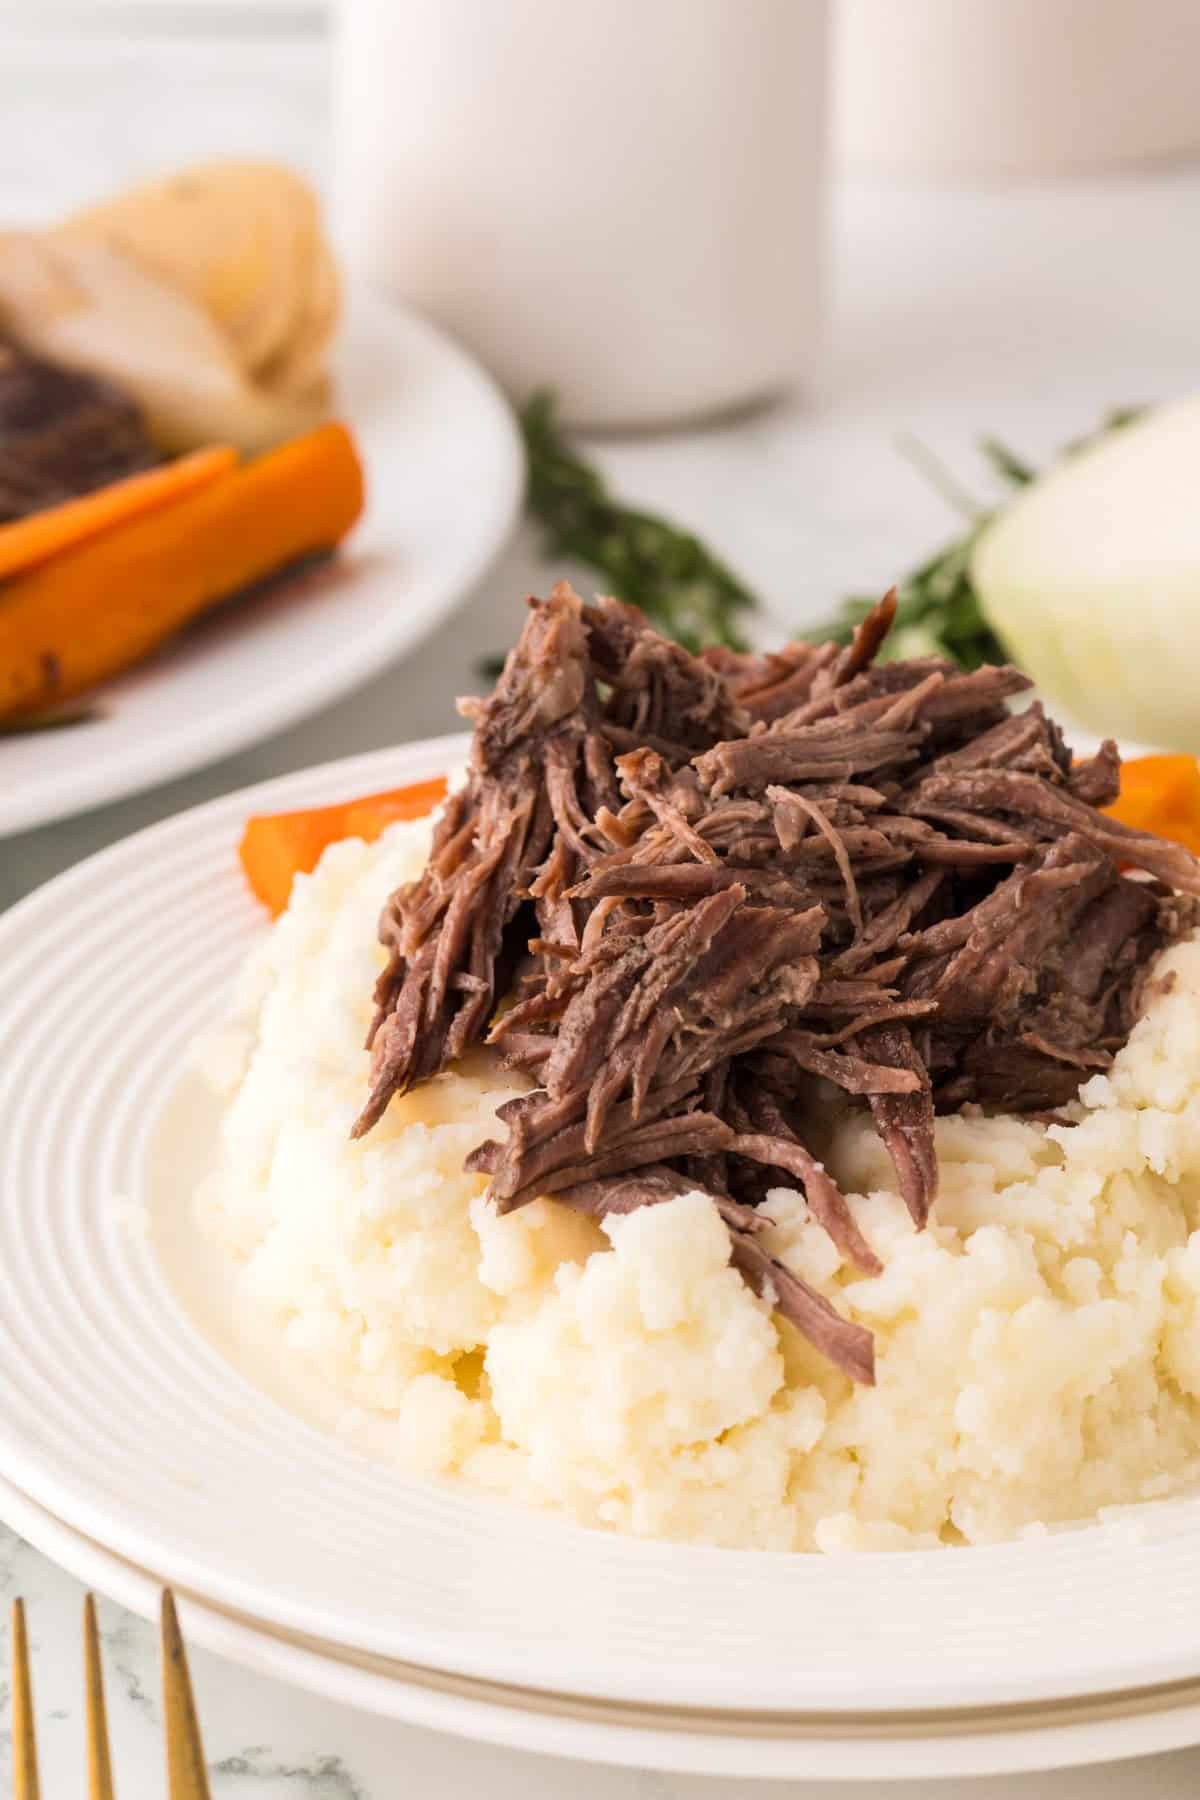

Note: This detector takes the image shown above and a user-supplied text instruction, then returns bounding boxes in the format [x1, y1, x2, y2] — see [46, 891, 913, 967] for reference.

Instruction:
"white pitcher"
[334, 0, 829, 427]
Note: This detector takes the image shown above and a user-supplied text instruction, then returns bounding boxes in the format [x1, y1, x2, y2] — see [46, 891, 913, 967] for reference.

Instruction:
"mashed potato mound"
[197, 814, 1200, 1551]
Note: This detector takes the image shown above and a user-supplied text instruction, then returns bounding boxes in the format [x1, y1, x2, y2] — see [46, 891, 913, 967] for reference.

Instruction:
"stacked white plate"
[4, 743, 1200, 1780]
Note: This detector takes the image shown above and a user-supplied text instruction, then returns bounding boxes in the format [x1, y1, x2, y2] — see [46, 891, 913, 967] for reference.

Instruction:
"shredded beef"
[355, 582, 1200, 1383]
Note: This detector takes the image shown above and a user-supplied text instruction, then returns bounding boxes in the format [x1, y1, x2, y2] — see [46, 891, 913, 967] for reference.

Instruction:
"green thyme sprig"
[825, 528, 1008, 671]
[503, 394, 1146, 680]
[817, 431, 1019, 672]
[815, 410, 1144, 667]
[520, 391, 757, 654]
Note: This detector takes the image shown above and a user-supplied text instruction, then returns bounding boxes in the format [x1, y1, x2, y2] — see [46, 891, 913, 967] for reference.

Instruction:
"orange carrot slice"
[1105, 753, 1200, 856]
[0, 421, 364, 720]
[0, 445, 238, 581]
[239, 776, 449, 915]
[341, 782, 451, 842]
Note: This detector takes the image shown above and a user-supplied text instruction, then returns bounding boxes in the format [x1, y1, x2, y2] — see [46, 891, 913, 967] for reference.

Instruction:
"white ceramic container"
[836, 0, 1200, 179]
[334, 0, 829, 426]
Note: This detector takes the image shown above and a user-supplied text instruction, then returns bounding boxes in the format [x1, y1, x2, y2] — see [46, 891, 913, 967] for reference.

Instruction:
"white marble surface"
[5, 17, 1200, 1796]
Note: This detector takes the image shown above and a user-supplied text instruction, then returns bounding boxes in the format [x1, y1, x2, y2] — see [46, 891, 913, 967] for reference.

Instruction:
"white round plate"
[0, 297, 522, 838]
[4, 742, 1200, 1726]
[10, 1472, 1200, 1782]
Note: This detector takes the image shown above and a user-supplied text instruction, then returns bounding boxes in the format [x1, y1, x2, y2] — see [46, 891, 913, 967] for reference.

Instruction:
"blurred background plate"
[0, 292, 522, 838]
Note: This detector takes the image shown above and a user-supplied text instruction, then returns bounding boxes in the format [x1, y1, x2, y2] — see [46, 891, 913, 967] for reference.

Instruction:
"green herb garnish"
[815, 432, 1013, 671]
[795, 410, 1143, 668]
[509, 393, 1143, 679]
[520, 391, 757, 654]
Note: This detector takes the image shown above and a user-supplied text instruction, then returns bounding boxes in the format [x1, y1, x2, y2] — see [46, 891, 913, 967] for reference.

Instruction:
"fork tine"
[10, 1600, 40, 1800]
[84, 1595, 116, 1800]
[160, 1591, 211, 1800]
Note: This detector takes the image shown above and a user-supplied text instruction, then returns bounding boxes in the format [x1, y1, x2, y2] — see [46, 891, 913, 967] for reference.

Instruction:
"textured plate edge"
[7, 1471, 1200, 1783]
[6, 739, 1200, 1719]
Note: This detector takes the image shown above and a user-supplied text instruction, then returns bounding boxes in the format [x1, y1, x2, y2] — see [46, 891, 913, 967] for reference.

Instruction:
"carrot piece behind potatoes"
[1105, 754, 1200, 856]
[342, 783, 452, 841]
[0, 421, 363, 719]
[239, 776, 449, 915]
[0, 444, 238, 581]
[244, 758, 1200, 919]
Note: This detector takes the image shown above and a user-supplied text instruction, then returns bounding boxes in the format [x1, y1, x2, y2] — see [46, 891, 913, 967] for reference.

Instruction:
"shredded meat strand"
[355, 584, 1200, 1383]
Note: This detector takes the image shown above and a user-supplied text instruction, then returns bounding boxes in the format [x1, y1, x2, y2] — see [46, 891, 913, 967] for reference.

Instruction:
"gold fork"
[11, 1589, 211, 1798]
